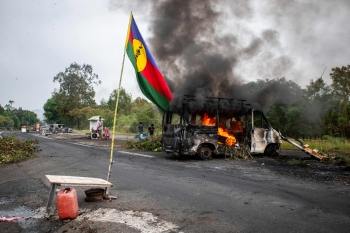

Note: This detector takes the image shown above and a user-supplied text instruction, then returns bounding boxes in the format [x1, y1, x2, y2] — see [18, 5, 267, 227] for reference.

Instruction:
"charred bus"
[161, 96, 281, 159]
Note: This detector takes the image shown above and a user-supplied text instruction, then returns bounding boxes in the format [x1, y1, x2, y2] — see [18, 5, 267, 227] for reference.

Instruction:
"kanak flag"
[125, 14, 173, 112]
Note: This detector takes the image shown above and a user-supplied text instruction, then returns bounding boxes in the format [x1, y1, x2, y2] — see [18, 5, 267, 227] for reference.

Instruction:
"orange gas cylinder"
[56, 188, 79, 220]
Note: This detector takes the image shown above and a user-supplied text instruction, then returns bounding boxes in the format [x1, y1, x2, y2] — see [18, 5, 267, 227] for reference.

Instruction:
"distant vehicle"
[48, 124, 73, 134]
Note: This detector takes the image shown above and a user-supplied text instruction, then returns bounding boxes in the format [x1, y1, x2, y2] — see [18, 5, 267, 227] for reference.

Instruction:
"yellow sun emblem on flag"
[133, 39, 147, 72]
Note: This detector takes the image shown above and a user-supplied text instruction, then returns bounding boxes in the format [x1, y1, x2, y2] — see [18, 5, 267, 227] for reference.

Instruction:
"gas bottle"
[56, 188, 79, 220]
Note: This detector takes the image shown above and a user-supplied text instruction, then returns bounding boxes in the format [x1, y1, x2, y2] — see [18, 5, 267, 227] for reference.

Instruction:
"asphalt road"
[0, 131, 350, 233]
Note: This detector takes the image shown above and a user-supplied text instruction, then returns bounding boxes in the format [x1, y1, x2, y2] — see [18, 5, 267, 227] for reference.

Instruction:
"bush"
[0, 135, 39, 164]
[122, 135, 162, 151]
[321, 135, 333, 141]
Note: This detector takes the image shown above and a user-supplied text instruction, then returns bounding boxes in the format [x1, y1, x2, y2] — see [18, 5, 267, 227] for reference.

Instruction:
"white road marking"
[118, 151, 154, 158]
[30, 134, 155, 158]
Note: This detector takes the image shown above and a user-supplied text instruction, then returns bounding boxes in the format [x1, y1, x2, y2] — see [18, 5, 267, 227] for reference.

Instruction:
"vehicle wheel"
[265, 144, 280, 156]
[199, 147, 212, 160]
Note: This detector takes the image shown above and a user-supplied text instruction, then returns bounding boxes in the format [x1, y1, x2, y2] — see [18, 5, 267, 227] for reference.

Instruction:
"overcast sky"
[1, 0, 350, 114]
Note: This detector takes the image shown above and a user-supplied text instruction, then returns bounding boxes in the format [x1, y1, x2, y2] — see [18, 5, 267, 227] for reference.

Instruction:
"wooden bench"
[45, 175, 113, 215]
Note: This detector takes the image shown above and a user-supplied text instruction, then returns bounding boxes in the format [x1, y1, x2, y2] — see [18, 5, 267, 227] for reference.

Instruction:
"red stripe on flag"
[128, 30, 134, 44]
[141, 60, 172, 101]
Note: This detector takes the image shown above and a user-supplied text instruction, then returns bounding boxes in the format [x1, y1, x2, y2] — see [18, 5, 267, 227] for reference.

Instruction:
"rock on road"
[0, 131, 349, 233]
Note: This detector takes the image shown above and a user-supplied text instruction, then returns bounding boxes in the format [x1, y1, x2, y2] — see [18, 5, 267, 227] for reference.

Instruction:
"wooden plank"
[45, 175, 113, 187]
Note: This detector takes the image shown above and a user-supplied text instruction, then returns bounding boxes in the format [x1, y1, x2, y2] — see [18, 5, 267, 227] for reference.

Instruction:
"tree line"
[0, 101, 40, 130]
[43, 63, 162, 134]
[42, 63, 350, 138]
[238, 65, 350, 138]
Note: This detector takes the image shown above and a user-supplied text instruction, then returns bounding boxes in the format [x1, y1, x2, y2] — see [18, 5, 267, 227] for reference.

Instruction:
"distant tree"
[129, 97, 162, 133]
[68, 107, 114, 129]
[0, 104, 4, 115]
[43, 96, 59, 123]
[107, 88, 132, 115]
[53, 63, 101, 125]
[305, 77, 331, 101]
[330, 65, 350, 137]
[4, 100, 15, 112]
[265, 104, 287, 132]
[98, 98, 108, 108]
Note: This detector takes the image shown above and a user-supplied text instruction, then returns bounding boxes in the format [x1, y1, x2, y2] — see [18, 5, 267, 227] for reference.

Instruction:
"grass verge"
[281, 137, 350, 166]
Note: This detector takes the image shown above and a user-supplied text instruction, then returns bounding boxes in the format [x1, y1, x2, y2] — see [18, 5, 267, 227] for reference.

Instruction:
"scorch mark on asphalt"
[30, 207, 180, 233]
[76, 208, 180, 233]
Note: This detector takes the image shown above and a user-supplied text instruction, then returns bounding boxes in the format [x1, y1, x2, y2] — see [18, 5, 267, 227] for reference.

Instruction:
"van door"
[161, 112, 182, 153]
[251, 110, 270, 153]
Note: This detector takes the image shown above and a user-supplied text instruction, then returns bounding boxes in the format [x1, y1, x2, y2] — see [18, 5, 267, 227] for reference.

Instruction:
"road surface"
[0, 131, 349, 232]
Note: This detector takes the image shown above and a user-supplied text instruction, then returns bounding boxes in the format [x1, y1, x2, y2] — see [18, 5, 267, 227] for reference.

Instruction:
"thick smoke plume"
[109, 0, 345, 116]
[148, 0, 244, 113]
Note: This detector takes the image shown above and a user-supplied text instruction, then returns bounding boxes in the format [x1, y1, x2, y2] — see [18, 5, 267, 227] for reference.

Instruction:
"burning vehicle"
[162, 96, 281, 159]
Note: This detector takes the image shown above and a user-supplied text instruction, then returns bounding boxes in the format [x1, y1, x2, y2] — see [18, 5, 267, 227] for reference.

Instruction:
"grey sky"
[1, 0, 350, 113]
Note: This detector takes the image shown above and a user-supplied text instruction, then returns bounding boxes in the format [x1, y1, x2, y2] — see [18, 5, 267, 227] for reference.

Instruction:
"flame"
[201, 113, 216, 126]
[218, 127, 236, 146]
[201, 113, 236, 146]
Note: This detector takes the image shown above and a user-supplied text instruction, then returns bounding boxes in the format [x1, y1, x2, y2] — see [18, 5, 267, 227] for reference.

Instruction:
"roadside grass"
[281, 137, 350, 166]
[0, 135, 39, 164]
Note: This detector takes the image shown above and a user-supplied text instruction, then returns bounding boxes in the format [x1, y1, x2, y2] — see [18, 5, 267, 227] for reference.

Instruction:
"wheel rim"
[200, 147, 212, 160]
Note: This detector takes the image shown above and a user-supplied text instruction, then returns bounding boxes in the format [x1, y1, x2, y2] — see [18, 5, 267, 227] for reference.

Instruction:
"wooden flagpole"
[106, 12, 133, 197]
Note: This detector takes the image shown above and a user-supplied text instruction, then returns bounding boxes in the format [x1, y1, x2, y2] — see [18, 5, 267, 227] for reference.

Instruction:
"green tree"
[129, 97, 162, 134]
[68, 107, 114, 130]
[330, 65, 350, 137]
[107, 88, 132, 115]
[0, 115, 14, 128]
[265, 104, 287, 132]
[43, 96, 59, 123]
[0, 104, 4, 115]
[305, 77, 331, 101]
[52, 63, 101, 125]
[98, 98, 108, 109]
[304, 77, 336, 137]
[4, 100, 15, 112]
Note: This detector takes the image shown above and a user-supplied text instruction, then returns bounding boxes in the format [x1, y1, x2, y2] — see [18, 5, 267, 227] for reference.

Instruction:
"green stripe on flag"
[136, 72, 171, 112]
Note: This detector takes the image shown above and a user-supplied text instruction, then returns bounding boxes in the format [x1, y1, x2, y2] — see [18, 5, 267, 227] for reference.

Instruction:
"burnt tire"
[199, 147, 212, 160]
[264, 144, 280, 157]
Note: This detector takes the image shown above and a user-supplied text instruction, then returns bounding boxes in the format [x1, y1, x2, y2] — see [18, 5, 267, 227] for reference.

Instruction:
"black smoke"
[108, 0, 317, 113]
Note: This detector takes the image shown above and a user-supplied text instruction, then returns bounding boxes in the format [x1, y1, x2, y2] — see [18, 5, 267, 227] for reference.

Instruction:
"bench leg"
[46, 183, 56, 216]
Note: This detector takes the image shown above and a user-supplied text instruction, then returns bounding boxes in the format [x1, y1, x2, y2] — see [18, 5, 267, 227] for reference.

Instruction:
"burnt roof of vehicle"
[168, 95, 251, 116]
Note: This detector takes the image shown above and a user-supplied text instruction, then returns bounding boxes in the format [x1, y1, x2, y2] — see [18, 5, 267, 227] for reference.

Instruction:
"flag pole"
[106, 12, 133, 197]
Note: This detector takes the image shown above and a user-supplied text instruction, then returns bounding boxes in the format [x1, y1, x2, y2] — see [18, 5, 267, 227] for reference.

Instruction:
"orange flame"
[201, 113, 236, 146]
[218, 127, 236, 146]
[201, 113, 216, 126]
